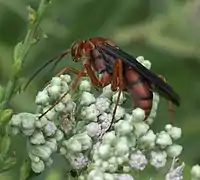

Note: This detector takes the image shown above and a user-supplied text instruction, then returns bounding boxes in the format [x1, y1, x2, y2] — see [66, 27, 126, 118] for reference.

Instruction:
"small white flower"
[67, 139, 82, 152]
[76, 133, 93, 151]
[35, 90, 49, 105]
[29, 153, 40, 162]
[116, 174, 134, 180]
[54, 102, 65, 112]
[31, 160, 45, 173]
[65, 101, 76, 112]
[20, 113, 36, 130]
[54, 129, 64, 141]
[46, 138, 57, 152]
[139, 130, 156, 149]
[30, 145, 52, 161]
[167, 144, 183, 158]
[43, 108, 55, 120]
[98, 144, 112, 159]
[165, 160, 185, 180]
[123, 166, 131, 173]
[166, 126, 182, 140]
[87, 170, 104, 180]
[191, 164, 200, 179]
[30, 131, 45, 145]
[79, 80, 91, 91]
[70, 153, 89, 169]
[129, 150, 148, 170]
[99, 113, 112, 127]
[10, 114, 22, 127]
[43, 121, 57, 136]
[80, 92, 96, 106]
[81, 104, 99, 122]
[136, 56, 144, 63]
[112, 105, 125, 121]
[60, 94, 71, 104]
[60, 74, 71, 83]
[133, 122, 149, 137]
[104, 173, 115, 180]
[50, 77, 62, 86]
[101, 84, 114, 99]
[115, 120, 133, 135]
[115, 141, 129, 156]
[150, 151, 167, 168]
[156, 131, 172, 148]
[132, 108, 145, 122]
[95, 98, 111, 114]
[142, 60, 151, 70]
[86, 122, 101, 137]
[102, 131, 117, 145]
[47, 85, 62, 99]
[112, 91, 126, 105]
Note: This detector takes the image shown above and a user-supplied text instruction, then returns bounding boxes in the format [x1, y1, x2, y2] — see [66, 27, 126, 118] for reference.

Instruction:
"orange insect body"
[124, 66, 153, 117]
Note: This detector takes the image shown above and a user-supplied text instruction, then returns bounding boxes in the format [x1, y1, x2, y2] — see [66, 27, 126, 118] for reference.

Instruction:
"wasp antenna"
[23, 49, 71, 91]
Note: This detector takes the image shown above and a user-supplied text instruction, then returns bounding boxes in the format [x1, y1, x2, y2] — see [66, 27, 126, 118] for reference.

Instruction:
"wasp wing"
[99, 43, 180, 106]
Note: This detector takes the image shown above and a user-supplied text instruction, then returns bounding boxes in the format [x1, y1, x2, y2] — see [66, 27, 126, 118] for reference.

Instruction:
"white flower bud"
[70, 153, 89, 170]
[116, 174, 134, 180]
[80, 92, 96, 106]
[35, 90, 49, 105]
[31, 159, 45, 173]
[102, 131, 117, 145]
[76, 133, 92, 150]
[104, 173, 115, 180]
[81, 104, 99, 122]
[98, 144, 112, 159]
[115, 120, 133, 135]
[67, 140, 82, 152]
[60, 74, 71, 83]
[10, 114, 22, 127]
[115, 141, 129, 156]
[11, 127, 20, 135]
[79, 80, 91, 91]
[165, 162, 185, 180]
[123, 166, 131, 173]
[167, 126, 182, 140]
[150, 151, 167, 169]
[167, 144, 183, 158]
[51, 77, 62, 86]
[29, 153, 40, 162]
[140, 130, 156, 149]
[86, 122, 101, 137]
[60, 147, 67, 155]
[112, 106, 125, 121]
[21, 129, 35, 136]
[132, 108, 145, 122]
[30, 131, 45, 145]
[43, 121, 57, 136]
[101, 84, 114, 99]
[54, 129, 64, 141]
[36, 116, 48, 128]
[142, 60, 151, 70]
[46, 138, 57, 152]
[156, 131, 172, 148]
[43, 108, 56, 120]
[112, 91, 126, 105]
[191, 164, 200, 179]
[108, 163, 118, 172]
[133, 122, 149, 137]
[20, 113, 36, 130]
[136, 56, 144, 63]
[54, 102, 65, 112]
[47, 85, 62, 99]
[31, 145, 52, 161]
[87, 170, 104, 180]
[95, 98, 111, 114]
[61, 94, 71, 104]
[102, 161, 109, 170]
[129, 150, 148, 170]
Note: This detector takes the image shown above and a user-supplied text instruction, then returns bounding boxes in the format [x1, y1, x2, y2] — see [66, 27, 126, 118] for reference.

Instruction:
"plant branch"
[0, 0, 50, 113]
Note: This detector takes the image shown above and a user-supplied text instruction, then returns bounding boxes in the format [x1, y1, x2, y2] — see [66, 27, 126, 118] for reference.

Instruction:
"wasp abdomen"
[125, 68, 153, 117]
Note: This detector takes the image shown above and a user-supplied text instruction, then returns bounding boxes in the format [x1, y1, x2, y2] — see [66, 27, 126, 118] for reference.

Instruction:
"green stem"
[0, 0, 50, 113]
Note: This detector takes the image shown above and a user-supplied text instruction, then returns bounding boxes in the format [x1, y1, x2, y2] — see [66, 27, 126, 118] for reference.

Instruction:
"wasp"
[25, 37, 180, 125]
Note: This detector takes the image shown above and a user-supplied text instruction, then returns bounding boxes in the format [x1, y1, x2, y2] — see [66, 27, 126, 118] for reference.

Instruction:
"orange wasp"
[25, 37, 180, 126]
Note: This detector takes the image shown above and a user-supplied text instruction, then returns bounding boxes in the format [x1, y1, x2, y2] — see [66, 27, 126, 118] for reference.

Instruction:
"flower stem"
[0, 0, 50, 113]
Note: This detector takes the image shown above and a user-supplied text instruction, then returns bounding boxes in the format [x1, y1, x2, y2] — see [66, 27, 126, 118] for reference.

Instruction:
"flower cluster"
[9, 56, 186, 179]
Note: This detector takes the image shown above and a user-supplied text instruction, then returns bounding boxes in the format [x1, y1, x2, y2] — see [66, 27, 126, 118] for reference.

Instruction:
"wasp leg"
[39, 66, 87, 119]
[107, 59, 125, 131]
[158, 75, 174, 124]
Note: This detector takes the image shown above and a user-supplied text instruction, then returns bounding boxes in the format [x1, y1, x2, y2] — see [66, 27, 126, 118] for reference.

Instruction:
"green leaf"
[0, 109, 13, 125]
[0, 85, 5, 103]
[20, 159, 31, 180]
[0, 133, 11, 155]
[13, 42, 23, 63]
[0, 156, 16, 173]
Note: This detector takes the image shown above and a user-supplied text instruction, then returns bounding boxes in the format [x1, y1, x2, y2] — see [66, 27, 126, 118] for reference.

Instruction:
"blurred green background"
[0, 0, 200, 179]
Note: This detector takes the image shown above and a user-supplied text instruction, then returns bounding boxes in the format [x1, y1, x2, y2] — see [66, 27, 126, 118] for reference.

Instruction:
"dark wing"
[99, 43, 180, 106]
